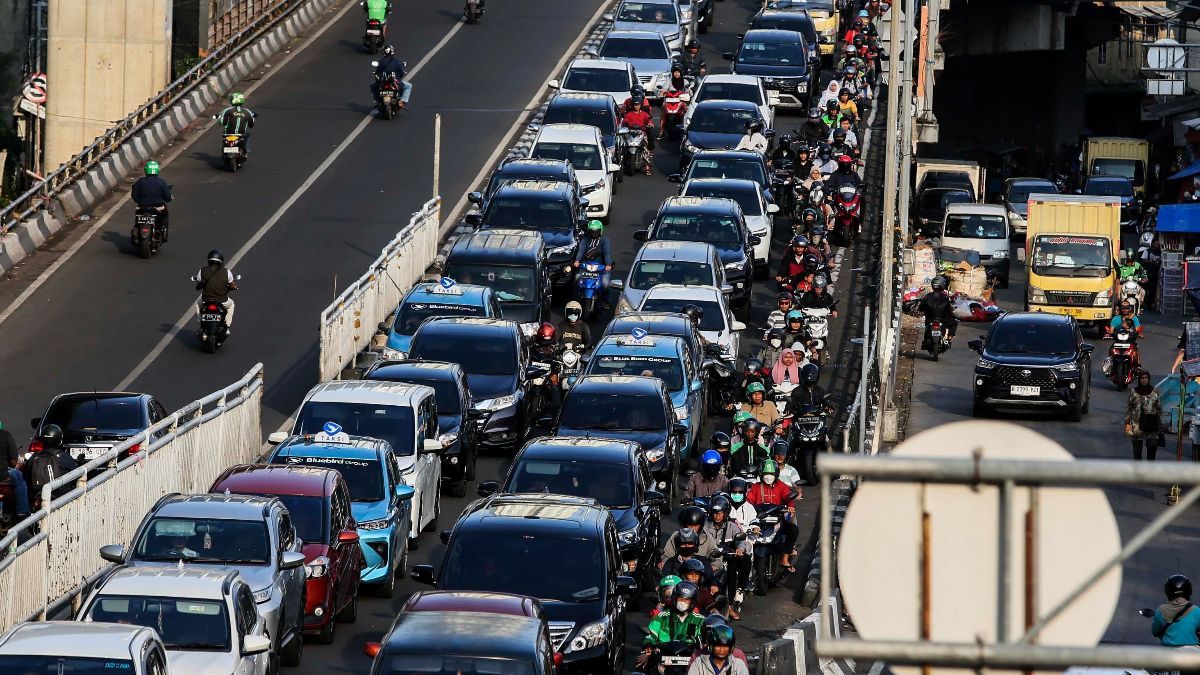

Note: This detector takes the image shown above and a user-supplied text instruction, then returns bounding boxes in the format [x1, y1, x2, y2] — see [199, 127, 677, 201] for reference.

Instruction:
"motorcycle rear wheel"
[138, 236, 152, 259]
[225, 155, 238, 173]
[623, 156, 635, 176]
[203, 333, 217, 354]
[381, 100, 394, 120]
[582, 296, 596, 322]
[1113, 361, 1127, 391]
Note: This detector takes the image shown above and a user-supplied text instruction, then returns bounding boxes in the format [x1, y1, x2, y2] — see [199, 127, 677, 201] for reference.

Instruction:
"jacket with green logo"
[643, 610, 704, 646]
[363, 0, 391, 22]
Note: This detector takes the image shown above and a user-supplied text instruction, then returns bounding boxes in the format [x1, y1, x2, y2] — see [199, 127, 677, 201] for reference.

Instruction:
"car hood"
[467, 374, 519, 400]
[385, 332, 413, 353]
[499, 303, 539, 324]
[612, 21, 679, 41]
[130, 560, 277, 594]
[621, 287, 649, 309]
[981, 351, 1077, 367]
[733, 62, 807, 78]
[610, 506, 640, 534]
[539, 229, 577, 249]
[688, 130, 743, 151]
[167, 650, 240, 675]
[575, 168, 606, 186]
[711, 245, 746, 264]
[540, 598, 607, 626]
[556, 427, 666, 451]
[744, 213, 770, 234]
[351, 499, 392, 525]
[301, 542, 331, 563]
[1007, 201, 1029, 217]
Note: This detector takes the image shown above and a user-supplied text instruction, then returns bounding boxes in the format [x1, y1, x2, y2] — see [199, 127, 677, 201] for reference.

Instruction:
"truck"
[1024, 194, 1121, 332]
[914, 158, 986, 203]
[1080, 136, 1149, 198]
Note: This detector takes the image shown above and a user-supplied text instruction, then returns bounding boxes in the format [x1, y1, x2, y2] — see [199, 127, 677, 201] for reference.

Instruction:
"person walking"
[1125, 369, 1163, 461]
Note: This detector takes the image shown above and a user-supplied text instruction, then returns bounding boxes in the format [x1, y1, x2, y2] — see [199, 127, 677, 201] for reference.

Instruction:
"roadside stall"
[1153, 203, 1200, 316]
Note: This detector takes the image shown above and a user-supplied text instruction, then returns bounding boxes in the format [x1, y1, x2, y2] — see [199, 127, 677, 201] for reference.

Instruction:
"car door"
[418, 395, 441, 524]
[682, 347, 703, 428]
[276, 510, 302, 631]
[386, 452, 413, 543]
[328, 484, 352, 605]
[233, 583, 265, 675]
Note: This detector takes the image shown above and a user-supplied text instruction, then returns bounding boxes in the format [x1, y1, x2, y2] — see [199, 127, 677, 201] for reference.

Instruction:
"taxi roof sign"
[619, 328, 657, 347]
[313, 421, 351, 444]
[430, 277, 463, 295]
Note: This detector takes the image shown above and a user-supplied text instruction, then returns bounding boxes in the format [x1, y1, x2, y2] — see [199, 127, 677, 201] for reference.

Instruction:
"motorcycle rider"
[664, 507, 721, 562]
[739, 382, 779, 428]
[918, 276, 957, 349]
[770, 440, 803, 499]
[769, 133, 797, 169]
[726, 477, 757, 529]
[765, 292, 795, 333]
[757, 327, 786, 368]
[684, 449, 730, 501]
[1107, 301, 1143, 338]
[618, 84, 648, 116]
[832, 116, 859, 153]
[573, 220, 614, 300]
[660, 528, 716, 580]
[814, 144, 838, 176]
[798, 274, 838, 317]
[799, 108, 828, 147]
[732, 357, 774, 405]
[361, 0, 392, 36]
[809, 223, 833, 260]
[729, 420, 770, 475]
[1118, 247, 1148, 310]
[782, 310, 808, 353]
[776, 235, 811, 287]
[679, 39, 707, 79]
[688, 623, 749, 675]
[372, 45, 412, 110]
[788, 363, 831, 413]
[131, 160, 173, 243]
[820, 100, 841, 130]
[640, 581, 704, 661]
[217, 92, 256, 153]
[1151, 574, 1200, 647]
[196, 249, 238, 332]
[746, 459, 799, 579]
[735, 120, 769, 154]
[679, 558, 721, 614]
[652, 575, 683, 619]
[793, 144, 814, 177]
[826, 154, 862, 191]
[835, 88, 859, 124]
[556, 300, 592, 351]
[704, 496, 751, 618]
[0, 417, 30, 520]
[665, 62, 690, 98]
[621, 95, 656, 174]
[530, 323, 563, 411]
[25, 424, 79, 504]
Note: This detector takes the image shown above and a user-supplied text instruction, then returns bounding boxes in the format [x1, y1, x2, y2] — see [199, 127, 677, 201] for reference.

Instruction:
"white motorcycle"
[560, 346, 582, 391]
[803, 307, 831, 364]
[1120, 278, 1144, 316]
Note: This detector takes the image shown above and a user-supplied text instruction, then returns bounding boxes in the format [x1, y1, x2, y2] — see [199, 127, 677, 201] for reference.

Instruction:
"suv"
[681, 177, 777, 277]
[679, 99, 770, 170]
[597, 30, 675, 97]
[470, 180, 585, 283]
[1000, 176, 1057, 234]
[209, 464, 363, 642]
[469, 157, 580, 215]
[411, 493, 637, 674]
[98, 493, 307, 666]
[381, 281, 502, 359]
[725, 29, 814, 109]
[544, 92, 626, 171]
[78, 567, 272, 674]
[528, 124, 616, 222]
[0, 622, 171, 675]
[968, 312, 1094, 421]
[612, 240, 728, 314]
[443, 229, 552, 325]
[31, 392, 168, 463]
[692, 74, 774, 130]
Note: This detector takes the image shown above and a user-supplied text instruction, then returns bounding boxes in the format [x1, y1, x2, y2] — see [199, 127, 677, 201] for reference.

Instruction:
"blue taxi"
[267, 425, 416, 598]
[580, 331, 704, 456]
[382, 279, 503, 360]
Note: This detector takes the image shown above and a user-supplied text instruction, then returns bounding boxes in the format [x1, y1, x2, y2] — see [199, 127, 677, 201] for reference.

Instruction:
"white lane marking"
[115, 20, 466, 391]
[868, 660, 886, 675]
[0, 0, 360, 327]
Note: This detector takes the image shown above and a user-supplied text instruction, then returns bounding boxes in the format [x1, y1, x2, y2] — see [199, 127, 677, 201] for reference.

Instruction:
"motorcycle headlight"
[581, 179, 605, 195]
[1094, 289, 1112, 307]
[252, 588, 273, 604]
[359, 518, 390, 531]
[617, 528, 638, 546]
[673, 405, 690, 422]
[976, 358, 999, 370]
[562, 350, 580, 367]
[566, 616, 611, 652]
[438, 431, 460, 447]
[1028, 285, 1047, 304]
[305, 556, 329, 579]
[644, 446, 667, 463]
[548, 244, 576, 257]
[991, 250, 1009, 259]
[382, 348, 407, 360]
[475, 394, 518, 412]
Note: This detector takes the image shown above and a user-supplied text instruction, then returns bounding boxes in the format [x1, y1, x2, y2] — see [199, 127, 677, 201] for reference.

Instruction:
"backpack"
[26, 452, 57, 494]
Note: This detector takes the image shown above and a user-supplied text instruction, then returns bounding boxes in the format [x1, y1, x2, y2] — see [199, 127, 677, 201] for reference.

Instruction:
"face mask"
[770, 338, 782, 348]
[676, 600, 691, 613]
[763, 474, 777, 485]
[567, 313, 580, 322]
[679, 546, 697, 556]
[731, 493, 745, 504]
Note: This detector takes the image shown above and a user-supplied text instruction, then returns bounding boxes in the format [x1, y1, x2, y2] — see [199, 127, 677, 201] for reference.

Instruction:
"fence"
[209, 0, 291, 49]
[0, 364, 265, 629]
[319, 198, 442, 382]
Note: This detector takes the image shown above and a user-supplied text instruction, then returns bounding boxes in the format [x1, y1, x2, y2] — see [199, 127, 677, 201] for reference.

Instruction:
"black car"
[468, 157, 581, 214]
[411, 493, 637, 674]
[913, 186, 973, 238]
[747, 9, 819, 66]
[469, 180, 586, 285]
[31, 392, 168, 464]
[478, 436, 666, 585]
[409, 318, 537, 452]
[680, 0, 714, 32]
[679, 99, 770, 171]
[544, 93, 625, 176]
[365, 360, 485, 497]
[443, 229, 552, 325]
[543, 375, 687, 505]
[724, 29, 815, 109]
[968, 312, 1094, 421]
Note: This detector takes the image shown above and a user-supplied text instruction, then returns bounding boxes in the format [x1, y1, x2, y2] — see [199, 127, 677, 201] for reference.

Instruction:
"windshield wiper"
[166, 643, 225, 650]
[193, 557, 266, 564]
[1072, 264, 1109, 270]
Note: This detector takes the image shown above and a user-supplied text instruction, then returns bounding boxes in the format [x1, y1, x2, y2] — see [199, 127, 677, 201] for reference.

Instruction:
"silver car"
[100, 494, 307, 667]
[609, 0, 684, 50]
[0, 621, 169, 675]
[595, 30, 676, 98]
[1001, 176, 1058, 234]
[612, 240, 729, 314]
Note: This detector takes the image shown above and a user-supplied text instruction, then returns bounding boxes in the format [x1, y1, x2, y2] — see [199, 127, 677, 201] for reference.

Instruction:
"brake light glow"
[29, 440, 43, 454]
[207, 304, 218, 311]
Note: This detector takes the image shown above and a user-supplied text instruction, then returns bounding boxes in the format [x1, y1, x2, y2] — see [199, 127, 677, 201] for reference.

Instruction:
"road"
[904, 236, 1200, 644]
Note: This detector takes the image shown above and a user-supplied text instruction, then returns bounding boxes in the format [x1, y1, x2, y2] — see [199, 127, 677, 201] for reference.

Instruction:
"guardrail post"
[858, 306, 870, 456]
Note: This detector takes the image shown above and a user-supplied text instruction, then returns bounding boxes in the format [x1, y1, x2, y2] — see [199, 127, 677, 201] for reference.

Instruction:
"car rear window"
[45, 396, 145, 433]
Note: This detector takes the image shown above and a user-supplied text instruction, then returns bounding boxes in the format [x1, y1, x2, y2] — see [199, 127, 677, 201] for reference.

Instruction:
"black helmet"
[796, 143, 810, 155]
[710, 431, 731, 450]
[728, 477, 748, 497]
[818, 144, 832, 160]
[743, 419, 762, 436]
[766, 327, 785, 345]
[681, 304, 704, 325]
[744, 357, 763, 374]
[825, 99, 839, 112]
[40, 423, 64, 448]
[808, 108, 821, 120]
[779, 133, 792, 149]
[680, 557, 707, 578]
[790, 234, 809, 248]
[1166, 574, 1193, 600]
[853, 34, 865, 46]
[671, 62, 684, 77]
[207, 249, 225, 266]
[801, 363, 820, 386]
[674, 581, 699, 602]
[709, 624, 736, 647]
[746, 120, 764, 134]
[930, 276, 947, 291]
[709, 494, 732, 517]
[771, 439, 790, 458]
[676, 527, 700, 548]
[631, 84, 646, 98]
[701, 614, 728, 644]
[686, 38, 700, 50]
[382, 44, 395, 56]
[832, 128, 847, 141]
[679, 505, 707, 528]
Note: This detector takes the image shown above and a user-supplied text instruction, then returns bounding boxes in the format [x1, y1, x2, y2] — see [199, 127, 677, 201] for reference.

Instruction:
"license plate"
[201, 313, 223, 322]
[1010, 385, 1040, 396]
[1112, 343, 1131, 349]
[222, 146, 240, 154]
[931, 330, 942, 338]
[661, 657, 691, 666]
[366, 29, 381, 35]
[1060, 307, 1107, 320]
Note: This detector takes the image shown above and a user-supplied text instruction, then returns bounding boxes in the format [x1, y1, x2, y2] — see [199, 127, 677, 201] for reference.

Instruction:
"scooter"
[576, 261, 605, 320]
[131, 204, 168, 259]
[830, 184, 862, 245]
[363, 18, 385, 53]
[802, 307, 830, 364]
[1121, 278, 1145, 316]
[747, 502, 790, 595]
[1105, 326, 1139, 391]
[620, 127, 649, 176]
[644, 640, 700, 675]
[464, 0, 484, 23]
[220, 132, 248, 173]
[704, 345, 737, 416]
[788, 402, 829, 484]
[371, 66, 405, 120]
[659, 88, 691, 142]
[770, 160, 797, 218]
[926, 319, 950, 361]
[191, 273, 240, 354]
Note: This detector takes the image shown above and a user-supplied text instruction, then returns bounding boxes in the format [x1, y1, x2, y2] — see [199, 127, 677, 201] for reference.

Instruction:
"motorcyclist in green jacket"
[641, 581, 704, 652]
[362, 0, 391, 22]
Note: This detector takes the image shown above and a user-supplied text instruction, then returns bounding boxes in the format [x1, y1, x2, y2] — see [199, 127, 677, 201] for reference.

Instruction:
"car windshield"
[394, 300, 485, 336]
[987, 322, 1077, 355]
[1007, 183, 1055, 203]
[45, 396, 144, 433]
[689, 107, 757, 135]
[268, 494, 326, 543]
[738, 39, 807, 67]
[484, 196, 573, 230]
[564, 67, 630, 92]
[380, 655, 534, 675]
[655, 213, 741, 245]
[560, 392, 667, 431]
[508, 459, 633, 508]
[85, 595, 231, 651]
[441, 532, 606, 602]
[532, 141, 603, 172]
[943, 214, 1006, 239]
[1091, 158, 1144, 185]
[631, 260, 713, 289]
[687, 158, 767, 185]
[1030, 235, 1112, 279]
[296, 401, 417, 456]
[544, 105, 615, 135]
[412, 331, 518, 377]
[616, 2, 678, 23]
[375, 375, 460, 414]
[133, 517, 270, 564]
[755, 16, 816, 44]
[640, 298, 725, 331]
[1084, 179, 1133, 197]
[697, 82, 764, 106]
[442, 264, 537, 304]
[587, 353, 685, 391]
[684, 186, 760, 215]
[602, 37, 668, 61]
[0, 656, 136, 674]
[272, 455, 383, 502]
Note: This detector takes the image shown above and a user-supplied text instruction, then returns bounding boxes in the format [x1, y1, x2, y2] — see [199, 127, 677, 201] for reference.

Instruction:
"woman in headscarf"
[1124, 369, 1163, 461]
[818, 79, 841, 110]
[771, 348, 801, 386]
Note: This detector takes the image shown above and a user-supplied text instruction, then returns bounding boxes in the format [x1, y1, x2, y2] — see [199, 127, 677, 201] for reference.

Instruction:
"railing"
[0, 364, 265, 629]
[319, 198, 442, 381]
[209, 0, 291, 48]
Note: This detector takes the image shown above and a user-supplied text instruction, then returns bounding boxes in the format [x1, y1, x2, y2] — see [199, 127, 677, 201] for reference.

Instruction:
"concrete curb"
[0, 0, 342, 274]
[801, 479, 854, 607]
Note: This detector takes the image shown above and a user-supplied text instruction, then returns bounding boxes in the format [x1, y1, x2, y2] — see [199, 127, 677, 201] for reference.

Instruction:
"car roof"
[700, 74, 764, 87]
[273, 435, 388, 461]
[493, 179, 574, 199]
[1086, 174, 1131, 183]
[692, 149, 765, 161]
[642, 283, 724, 302]
[461, 493, 609, 536]
[993, 311, 1074, 328]
[382, 611, 544, 657]
[567, 57, 631, 72]
[368, 360, 463, 382]
[571, 374, 666, 396]
[534, 123, 602, 143]
[0, 622, 154, 658]
[759, 9, 813, 21]
[94, 566, 240, 600]
[635, 240, 717, 262]
[605, 311, 694, 334]
[1007, 176, 1055, 186]
[693, 98, 759, 112]
[212, 464, 338, 497]
[606, 29, 669, 41]
[594, 333, 686, 358]
[742, 28, 805, 42]
[154, 493, 279, 520]
[683, 177, 760, 193]
[661, 195, 742, 215]
[549, 92, 616, 109]
[403, 591, 543, 618]
[303, 380, 434, 407]
[517, 436, 642, 463]
[52, 392, 147, 402]
[417, 317, 521, 335]
[497, 157, 575, 177]
[449, 229, 545, 258]
[943, 203, 1007, 216]
[405, 282, 493, 304]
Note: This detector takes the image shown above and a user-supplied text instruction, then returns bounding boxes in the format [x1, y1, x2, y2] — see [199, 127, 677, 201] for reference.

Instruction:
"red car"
[210, 464, 363, 644]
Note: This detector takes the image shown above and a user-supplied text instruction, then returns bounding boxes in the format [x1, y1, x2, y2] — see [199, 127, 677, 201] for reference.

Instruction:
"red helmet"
[536, 322, 556, 346]
[836, 154, 854, 168]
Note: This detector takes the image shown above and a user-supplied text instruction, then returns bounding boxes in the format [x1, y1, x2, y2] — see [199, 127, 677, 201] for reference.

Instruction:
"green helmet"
[144, 160, 160, 176]
[230, 92, 245, 106]
[760, 459, 779, 475]
[733, 411, 753, 426]
[746, 382, 765, 395]
[587, 219, 604, 233]
[659, 574, 682, 590]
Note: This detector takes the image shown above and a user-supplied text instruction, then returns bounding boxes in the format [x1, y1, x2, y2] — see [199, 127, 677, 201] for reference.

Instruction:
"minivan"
[443, 229, 552, 327]
[939, 202, 1012, 288]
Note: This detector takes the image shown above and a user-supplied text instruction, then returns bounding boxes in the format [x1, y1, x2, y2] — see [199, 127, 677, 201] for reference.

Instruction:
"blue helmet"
[701, 449, 723, 466]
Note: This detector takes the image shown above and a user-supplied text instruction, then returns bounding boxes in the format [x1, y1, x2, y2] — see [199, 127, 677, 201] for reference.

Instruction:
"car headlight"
[252, 588, 273, 604]
[725, 259, 746, 271]
[683, 139, 700, 153]
[359, 518, 390, 531]
[991, 250, 1009, 259]
[617, 528, 638, 546]
[976, 359, 999, 370]
[475, 394, 518, 412]
[1051, 362, 1079, 372]
[305, 555, 329, 579]
[644, 447, 667, 463]
[1094, 289, 1112, 307]
[1028, 285, 1047, 304]
[566, 616, 611, 652]
[382, 348, 407, 360]
[548, 244, 576, 257]
[438, 431, 460, 447]
[615, 297, 633, 315]
[674, 405, 690, 422]
[581, 179, 605, 195]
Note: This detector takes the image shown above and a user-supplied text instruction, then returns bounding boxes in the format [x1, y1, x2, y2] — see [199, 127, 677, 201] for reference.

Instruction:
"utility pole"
[878, 0, 903, 391]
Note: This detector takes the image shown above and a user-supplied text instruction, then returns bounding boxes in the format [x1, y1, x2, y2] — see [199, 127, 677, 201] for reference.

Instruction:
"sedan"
[610, 0, 684, 50]
[31, 392, 168, 463]
[692, 74, 774, 130]
[638, 283, 745, 358]
[681, 177, 778, 277]
[612, 240, 727, 315]
[679, 99, 770, 171]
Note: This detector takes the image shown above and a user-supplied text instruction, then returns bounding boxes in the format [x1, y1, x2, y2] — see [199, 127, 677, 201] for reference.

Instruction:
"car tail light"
[29, 439, 43, 454]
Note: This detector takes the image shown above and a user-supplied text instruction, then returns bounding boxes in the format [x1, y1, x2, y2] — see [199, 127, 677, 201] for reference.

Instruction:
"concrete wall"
[0, 0, 29, 100]
[44, 0, 172, 171]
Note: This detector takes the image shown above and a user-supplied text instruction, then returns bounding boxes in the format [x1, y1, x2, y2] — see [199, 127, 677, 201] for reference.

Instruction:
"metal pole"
[433, 113, 442, 201]
[819, 453, 1200, 485]
[689, 2, 698, 45]
[818, 470, 833, 640]
[858, 305, 870, 455]
[878, 0, 902, 386]
[997, 479, 1013, 643]
[814, 639, 1200, 671]
[897, 0, 917, 243]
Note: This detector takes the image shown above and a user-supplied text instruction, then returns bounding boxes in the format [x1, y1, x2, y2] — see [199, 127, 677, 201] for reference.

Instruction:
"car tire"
[448, 479, 467, 498]
[336, 591, 358, 623]
[699, 19, 709, 33]
[1065, 403, 1082, 423]
[374, 563, 397, 598]
[267, 653, 280, 675]
[313, 616, 335, 645]
[422, 497, 441, 533]
[1082, 392, 1091, 414]
[280, 630, 303, 667]
[467, 450, 478, 481]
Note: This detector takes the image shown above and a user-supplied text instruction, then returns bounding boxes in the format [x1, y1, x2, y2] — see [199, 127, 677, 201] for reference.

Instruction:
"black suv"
[469, 179, 586, 285]
[411, 493, 637, 674]
[724, 29, 815, 109]
[968, 312, 1094, 421]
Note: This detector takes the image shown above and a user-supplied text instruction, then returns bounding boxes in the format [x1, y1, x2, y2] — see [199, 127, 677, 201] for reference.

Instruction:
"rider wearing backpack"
[1152, 575, 1200, 647]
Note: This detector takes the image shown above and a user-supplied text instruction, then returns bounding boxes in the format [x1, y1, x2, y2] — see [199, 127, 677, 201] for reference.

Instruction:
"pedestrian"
[1125, 370, 1163, 461]
[0, 417, 30, 519]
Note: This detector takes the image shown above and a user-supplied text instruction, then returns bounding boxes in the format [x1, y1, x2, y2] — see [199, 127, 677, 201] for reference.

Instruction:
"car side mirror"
[267, 431, 289, 445]
[764, 129, 775, 139]
[733, 531, 747, 542]
[30, 417, 40, 429]
[748, 235, 762, 246]
[633, 229, 649, 241]
[439, 530, 453, 544]
[465, 213, 483, 227]
[547, 79, 561, 90]
[337, 530, 360, 545]
[767, 203, 780, 214]
[242, 635, 271, 656]
[467, 408, 487, 420]
[644, 490, 666, 506]
[1081, 343, 1095, 355]
[363, 642, 382, 658]
[690, 380, 703, 393]
[616, 575, 639, 595]
[967, 339, 984, 353]
[411, 564, 436, 586]
[477, 481, 500, 497]
[421, 438, 444, 453]
[99, 544, 126, 564]
[720, 284, 734, 295]
[672, 422, 688, 436]
[601, 12, 614, 22]
[722, 52, 734, 61]
[467, 191, 483, 204]
[610, 278, 625, 290]
[731, 320, 746, 332]
[280, 551, 306, 570]
[668, 174, 683, 183]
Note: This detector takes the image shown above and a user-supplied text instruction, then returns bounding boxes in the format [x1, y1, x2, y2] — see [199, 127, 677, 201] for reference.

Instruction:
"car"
[669, 149, 771, 197]
[98, 493, 307, 666]
[581, 332, 705, 454]
[724, 29, 814, 109]
[610, 0, 684, 50]
[399, 590, 546, 619]
[470, 179, 585, 281]
[528, 123, 616, 222]
[545, 375, 688, 502]
[469, 157, 581, 215]
[967, 312, 1094, 422]
[264, 433, 415, 597]
[768, 0, 836, 63]
[680, 99, 770, 171]
[748, 9, 820, 65]
[940, 203, 1012, 288]
[913, 185, 974, 238]
[612, 240, 728, 314]
[410, 493, 638, 674]
[78, 567, 273, 674]
[381, 280, 502, 360]
[278, 380, 444, 542]
[208, 464, 363, 642]
[409, 317, 536, 452]
[477, 437, 666, 583]
[691, 74, 774, 130]
[637, 283, 745, 358]
[916, 169, 976, 197]
[443, 229, 552, 326]
[678, 0, 713, 34]
[635, 196, 757, 306]
[549, 58, 638, 107]
[680, 177, 777, 276]
[1000, 177, 1057, 235]
[30, 392, 168, 463]
[1083, 175, 1140, 227]
[602, 311, 707, 372]
[544, 92, 626, 173]
[364, 360, 483, 497]
[0, 621, 172, 675]
[596, 30, 676, 98]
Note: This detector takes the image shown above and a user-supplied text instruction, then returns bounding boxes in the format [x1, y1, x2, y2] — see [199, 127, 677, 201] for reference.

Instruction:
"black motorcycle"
[131, 205, 167, 259]
[644, 640, 699, 675]
[525, 361, 556, 417]
[363, 19, 385, 53]
[192, 272, 240, 354]
[770, 160, 796, 217]
[747, 501, 793, 595]
[372, 67, 404, 120]
[788, 401, 831, 484]
[704, 346, 737, 416]
[464, 0, 483, 23]
[220, 132, 248, 172]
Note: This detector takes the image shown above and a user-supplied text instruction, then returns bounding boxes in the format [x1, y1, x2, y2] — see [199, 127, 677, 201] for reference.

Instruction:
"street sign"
[22, 73, 46, 104]
[1147, 38, 1185, 73]
[837, 421, 1121, 675]
[17, 98, 45, 119]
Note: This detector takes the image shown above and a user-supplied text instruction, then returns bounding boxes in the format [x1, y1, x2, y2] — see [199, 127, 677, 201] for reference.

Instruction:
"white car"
[637, 284, 745, 357]
[681, 177, 777, 276]
[280, 380, 443, 542]
[608, 0, 684, 50]
[692, 74, 775, 130]
[595, 30, 676, 99]
[549, 58, 637, 107]
[528, 123, 616, 221]
[79, 567, 273, 675]
[0, 622, 173, 675]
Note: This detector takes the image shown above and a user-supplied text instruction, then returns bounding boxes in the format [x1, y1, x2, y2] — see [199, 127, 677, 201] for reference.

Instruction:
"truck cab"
[1024, 194, 1120, 332]
[1081, 136, 1149, 199]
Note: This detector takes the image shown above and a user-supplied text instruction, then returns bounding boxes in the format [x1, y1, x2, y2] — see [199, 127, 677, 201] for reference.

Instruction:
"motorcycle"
[788, 403, 829, 484]
[526, 361, 556, 416]
[926, 319, 950, 361]
[363, 18, 385, 53]
[220, 132, 248, 173]
[372, 66, 404, 120]
[802, 307, 830, 365]
[830, 184, 862, 245]
[463, 0, 483, 23]
[1105, 326, 1139, 391]
[747, 502, 790, 595]
[576, 261, 606, 320]
[131, 205, 167, 259]
[772, 381, 796, 418]
[192, 273, 240, 354]
[770, 160, 797, 218]
[560, 346, 582, 391]
[704, 345, 737, 416]
[619, 127, 649, 176]
[1136, 608, 1181, 675]
[659, 88, 691, 143]
[1120, 278, 1145, 316]
[644, 640, 700, 675]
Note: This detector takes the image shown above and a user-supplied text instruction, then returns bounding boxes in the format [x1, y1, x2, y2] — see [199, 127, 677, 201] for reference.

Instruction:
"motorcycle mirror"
[190, 274, 200, 282]
[733, 532, 747, 542]
[371, 60, 380, 67]
[736, 33, 745, 39]
[1081, 343, 1095, 355]
[235, 274, 242, 281]
[547, 79, 561, 90]
[609, 279, 625, 290]
[1138, 608, 1155, 617]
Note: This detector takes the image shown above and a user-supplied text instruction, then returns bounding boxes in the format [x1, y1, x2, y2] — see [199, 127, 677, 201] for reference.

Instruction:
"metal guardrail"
[210, 0, 290, 48]
[0, 0, 310, 237]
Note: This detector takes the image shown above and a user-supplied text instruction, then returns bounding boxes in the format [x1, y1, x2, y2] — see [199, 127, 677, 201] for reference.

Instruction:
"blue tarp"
[1170, 160, 1200, 181]
[1155, 203, 1200, 233]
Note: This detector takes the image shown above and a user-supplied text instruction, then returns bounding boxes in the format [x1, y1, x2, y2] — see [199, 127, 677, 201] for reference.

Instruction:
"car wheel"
[1081, 392, 1091, 414]
[313, 616, 335, 645]
[374, 563, 397, 598]
[971, 402, 990, 418]
[448, 479, 467, 498]
[280, 630, 303, 667]
[336, 590, 358, 623]
[267, 653, 280, 675]
[466, 450, 478, 481]
[422, 497, 440, 533]
[396, 533, 409, 579]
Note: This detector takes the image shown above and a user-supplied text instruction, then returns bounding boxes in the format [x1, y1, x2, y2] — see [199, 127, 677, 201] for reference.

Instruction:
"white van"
[939, 203, 1012, 288]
